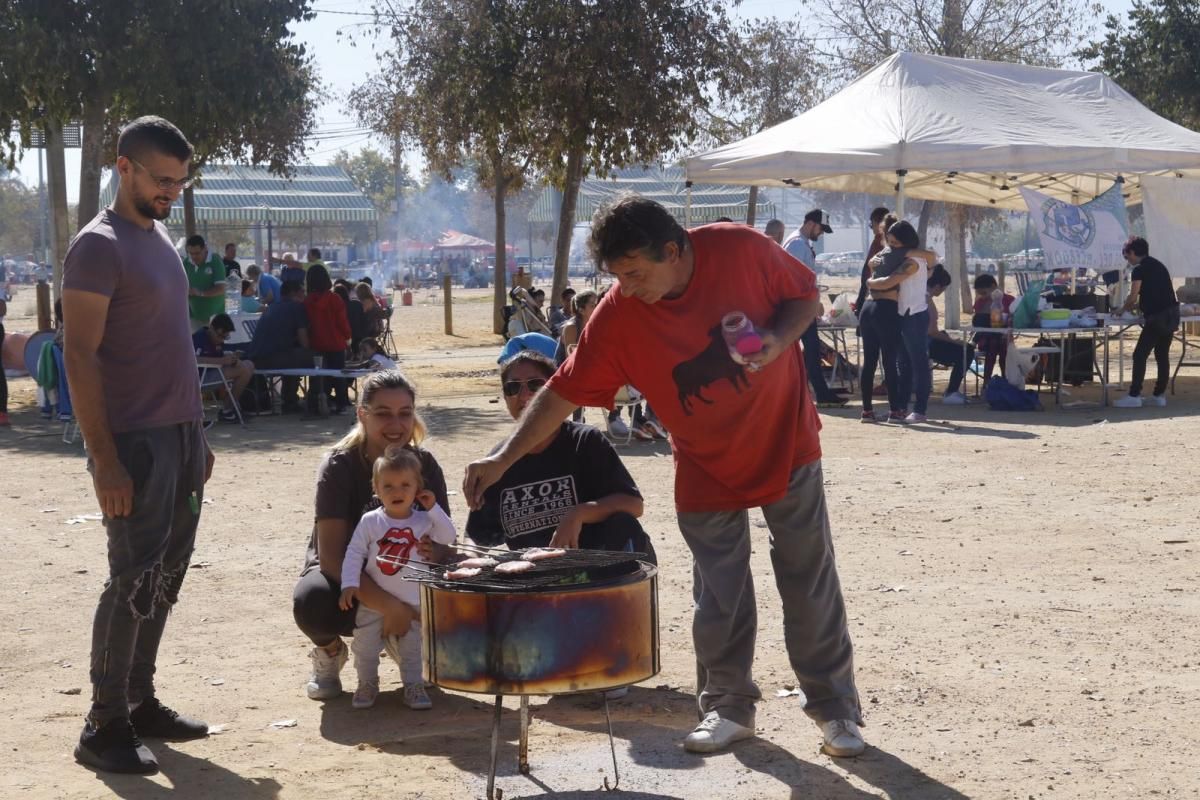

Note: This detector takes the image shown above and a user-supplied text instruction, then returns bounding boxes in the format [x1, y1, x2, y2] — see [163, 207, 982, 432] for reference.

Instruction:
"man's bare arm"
[63, 289, 132, 517]
[463, 388, 578, 509]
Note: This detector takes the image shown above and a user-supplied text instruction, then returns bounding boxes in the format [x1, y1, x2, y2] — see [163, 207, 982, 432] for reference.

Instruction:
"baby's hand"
[338, 587, 359, 611]
[416, 489, 437, 511]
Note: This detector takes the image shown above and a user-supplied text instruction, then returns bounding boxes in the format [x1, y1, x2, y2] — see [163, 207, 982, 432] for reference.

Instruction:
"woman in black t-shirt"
[293, 369, 451, 701]
[460, 349, 653, 558]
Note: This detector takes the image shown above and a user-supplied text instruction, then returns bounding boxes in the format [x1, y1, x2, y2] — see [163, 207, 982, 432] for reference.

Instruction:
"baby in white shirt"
[339, 447, 456, 709]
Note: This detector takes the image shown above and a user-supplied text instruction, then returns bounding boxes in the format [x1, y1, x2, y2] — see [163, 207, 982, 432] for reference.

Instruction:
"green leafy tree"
[333, 147, 401, 213]
[0, 175, 41, 256]
[817, 0, 1102, 312]
[0, 1, 320, 236]
[702, 17, 824, 225]
[1079, 0, 1200, 130]
[530, 0, 739, 301]
[354, 0, 539, 333]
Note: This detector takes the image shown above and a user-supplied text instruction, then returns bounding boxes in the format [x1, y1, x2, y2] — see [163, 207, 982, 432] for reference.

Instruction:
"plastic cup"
[313, 355, 324, 370]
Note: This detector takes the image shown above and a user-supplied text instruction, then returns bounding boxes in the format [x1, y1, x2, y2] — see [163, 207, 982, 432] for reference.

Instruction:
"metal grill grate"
[410, 548, 649, 591]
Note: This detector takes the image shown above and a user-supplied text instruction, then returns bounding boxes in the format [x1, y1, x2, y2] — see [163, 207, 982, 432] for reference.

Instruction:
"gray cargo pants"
[677, 460, 861, 728]
[87, 421, 207, 724]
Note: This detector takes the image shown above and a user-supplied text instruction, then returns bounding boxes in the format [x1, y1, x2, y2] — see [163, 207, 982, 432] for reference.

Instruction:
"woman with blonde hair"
[293, 370, 451, 701]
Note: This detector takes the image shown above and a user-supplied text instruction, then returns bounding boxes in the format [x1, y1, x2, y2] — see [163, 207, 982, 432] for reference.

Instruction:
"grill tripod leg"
[602, 697, 620, 791]
[487, 694, 503, 800]
[518, 696, 530, 774]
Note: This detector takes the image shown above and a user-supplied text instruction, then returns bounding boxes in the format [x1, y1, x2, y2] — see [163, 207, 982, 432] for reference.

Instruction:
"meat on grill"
[523, 547, 566, 561]
[445, 566, 483, 580]
[458, 556, 498, 568]
[494, 560, 534, 574]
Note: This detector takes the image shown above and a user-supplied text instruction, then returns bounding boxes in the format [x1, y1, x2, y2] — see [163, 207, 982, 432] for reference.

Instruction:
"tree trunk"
[183, 186, 197, 238]
[551, 144, 585, 304]
[916, 199, 935, 247]
[44, 120, 71, 301]
[393, 135, 405, 283]
[76, 99, 107, 230]
[492, 152, 509, 335]
[746, 185, 759, 226]
[945, 203, 969, 329]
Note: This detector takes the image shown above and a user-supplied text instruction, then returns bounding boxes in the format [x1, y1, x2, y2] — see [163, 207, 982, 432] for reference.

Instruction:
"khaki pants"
[676, 460, 861, 728]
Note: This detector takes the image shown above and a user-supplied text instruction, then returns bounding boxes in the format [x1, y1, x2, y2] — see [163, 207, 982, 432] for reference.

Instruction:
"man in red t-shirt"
[464, 195, 864, 757]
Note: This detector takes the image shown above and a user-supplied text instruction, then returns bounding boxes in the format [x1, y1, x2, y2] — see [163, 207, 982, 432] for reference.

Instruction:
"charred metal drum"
[421, 563, 659, 695]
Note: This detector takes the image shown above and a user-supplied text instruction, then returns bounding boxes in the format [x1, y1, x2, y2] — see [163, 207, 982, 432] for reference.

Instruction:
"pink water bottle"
[721, 311, 763, 364]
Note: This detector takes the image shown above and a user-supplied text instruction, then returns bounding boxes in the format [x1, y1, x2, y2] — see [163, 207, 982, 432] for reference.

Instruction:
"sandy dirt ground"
[1, 286, 1197, 800]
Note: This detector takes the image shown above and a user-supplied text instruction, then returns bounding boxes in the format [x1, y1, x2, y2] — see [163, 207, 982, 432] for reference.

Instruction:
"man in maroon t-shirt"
[464, 196, 864, 758]
[63, 116, 213, 775]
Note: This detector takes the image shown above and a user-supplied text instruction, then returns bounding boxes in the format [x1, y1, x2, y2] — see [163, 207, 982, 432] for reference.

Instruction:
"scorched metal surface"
[421, 563, 659, 695]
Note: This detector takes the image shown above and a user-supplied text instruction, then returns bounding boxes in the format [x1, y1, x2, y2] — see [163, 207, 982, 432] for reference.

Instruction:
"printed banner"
[1141, 175, 1200, 279]
[1019, 183, 1129, 271]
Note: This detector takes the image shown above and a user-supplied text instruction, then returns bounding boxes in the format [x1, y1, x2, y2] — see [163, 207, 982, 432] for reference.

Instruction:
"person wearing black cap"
[783, 210, 844, 406]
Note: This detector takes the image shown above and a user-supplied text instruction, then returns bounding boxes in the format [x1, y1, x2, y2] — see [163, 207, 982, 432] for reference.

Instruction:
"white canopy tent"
[684, 52, 1200, 213]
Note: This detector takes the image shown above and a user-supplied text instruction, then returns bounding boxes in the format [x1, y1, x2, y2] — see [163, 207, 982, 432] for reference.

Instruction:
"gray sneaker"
[683, 711, 755, 753]
[820, 719, 866, 757]
[305, 641, 348, 700]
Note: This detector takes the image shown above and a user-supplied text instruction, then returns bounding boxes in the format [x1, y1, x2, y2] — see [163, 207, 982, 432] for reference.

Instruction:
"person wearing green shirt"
[184, 234, 228, 327]
[305, 247, 325, 273]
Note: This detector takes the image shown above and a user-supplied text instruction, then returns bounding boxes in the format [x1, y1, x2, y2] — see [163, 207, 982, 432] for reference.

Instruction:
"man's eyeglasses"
[502, 378, 546, 397]
[127, 156, 194, 192]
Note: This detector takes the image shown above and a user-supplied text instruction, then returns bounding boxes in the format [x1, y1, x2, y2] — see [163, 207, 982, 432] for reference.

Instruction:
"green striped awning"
[530, 165, 775, 226]
[98, 164, 378, 226]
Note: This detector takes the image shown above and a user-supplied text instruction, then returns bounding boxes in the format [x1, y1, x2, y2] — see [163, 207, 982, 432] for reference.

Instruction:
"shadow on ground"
[78, 745, 281, 800]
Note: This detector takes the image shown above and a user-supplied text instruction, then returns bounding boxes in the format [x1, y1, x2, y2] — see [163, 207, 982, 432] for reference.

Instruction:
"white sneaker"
[1114, 394, 1143, 408]
[351, 679, 379, 709]
[403, 683, 433, 710]
[683, 711, 755, 753]
[820, 719, 866, 757]
[941, 391, 967, 405]
[607, 416, 630, 438]
[642, 419, 668, 439]
[305, 641, 348, 700]
[1148, 394, 1167, 407]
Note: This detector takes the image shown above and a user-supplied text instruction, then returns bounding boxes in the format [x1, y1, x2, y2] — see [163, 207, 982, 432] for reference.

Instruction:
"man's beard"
[133, 190, 173, 221]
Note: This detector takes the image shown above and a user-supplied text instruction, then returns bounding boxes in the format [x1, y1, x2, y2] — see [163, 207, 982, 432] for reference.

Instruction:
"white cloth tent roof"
[684, 52, 1200, 210]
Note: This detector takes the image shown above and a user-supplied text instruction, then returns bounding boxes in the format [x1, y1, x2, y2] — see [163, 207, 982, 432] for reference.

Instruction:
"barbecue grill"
[409, 547, 659, 799]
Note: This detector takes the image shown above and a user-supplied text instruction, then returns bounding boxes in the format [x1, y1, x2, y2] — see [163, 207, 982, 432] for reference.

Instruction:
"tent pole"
[685, 181, 693, 228]
[895, 170, 908, 217]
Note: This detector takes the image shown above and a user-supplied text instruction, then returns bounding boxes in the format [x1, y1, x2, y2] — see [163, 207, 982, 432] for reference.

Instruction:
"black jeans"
[929, 337, 975, 395]
[1130, 307, 1180, 397]
[801, 321, 837, 400]
[859, 298, 901, 413]
[251, 346, 314, 408]
[293, 513, 657, 648]
[308, 350, 348, 413]
[88, 421, 206, 723]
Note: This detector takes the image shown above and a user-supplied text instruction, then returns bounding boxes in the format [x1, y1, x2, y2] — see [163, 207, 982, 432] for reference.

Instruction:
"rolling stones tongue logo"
[376, 527, 418, 576]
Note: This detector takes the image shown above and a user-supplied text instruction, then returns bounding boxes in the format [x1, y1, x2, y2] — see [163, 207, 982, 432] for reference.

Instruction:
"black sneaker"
[129, 697, 209, 741]
[74, 716, 158, 774]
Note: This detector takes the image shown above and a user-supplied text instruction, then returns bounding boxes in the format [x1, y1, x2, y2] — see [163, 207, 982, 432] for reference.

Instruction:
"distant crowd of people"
[182, 237, 396, 421]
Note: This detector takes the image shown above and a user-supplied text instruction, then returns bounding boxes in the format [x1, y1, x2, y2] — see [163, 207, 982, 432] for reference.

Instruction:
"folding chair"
[242, 318, 259, 340]
[198, 363, 245, 427]
[606, 385, 644, 446]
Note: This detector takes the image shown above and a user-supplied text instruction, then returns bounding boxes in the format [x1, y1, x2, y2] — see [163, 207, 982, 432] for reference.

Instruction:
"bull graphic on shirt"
[375, 527, 417, 576]
[672, 324, 750, 415]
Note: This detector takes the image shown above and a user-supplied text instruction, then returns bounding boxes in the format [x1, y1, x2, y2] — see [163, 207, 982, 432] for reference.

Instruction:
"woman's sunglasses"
[502, 378, 546, 397]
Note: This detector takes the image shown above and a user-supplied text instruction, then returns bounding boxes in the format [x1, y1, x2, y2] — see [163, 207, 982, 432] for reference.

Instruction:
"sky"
[11, 0, 1137, 202]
